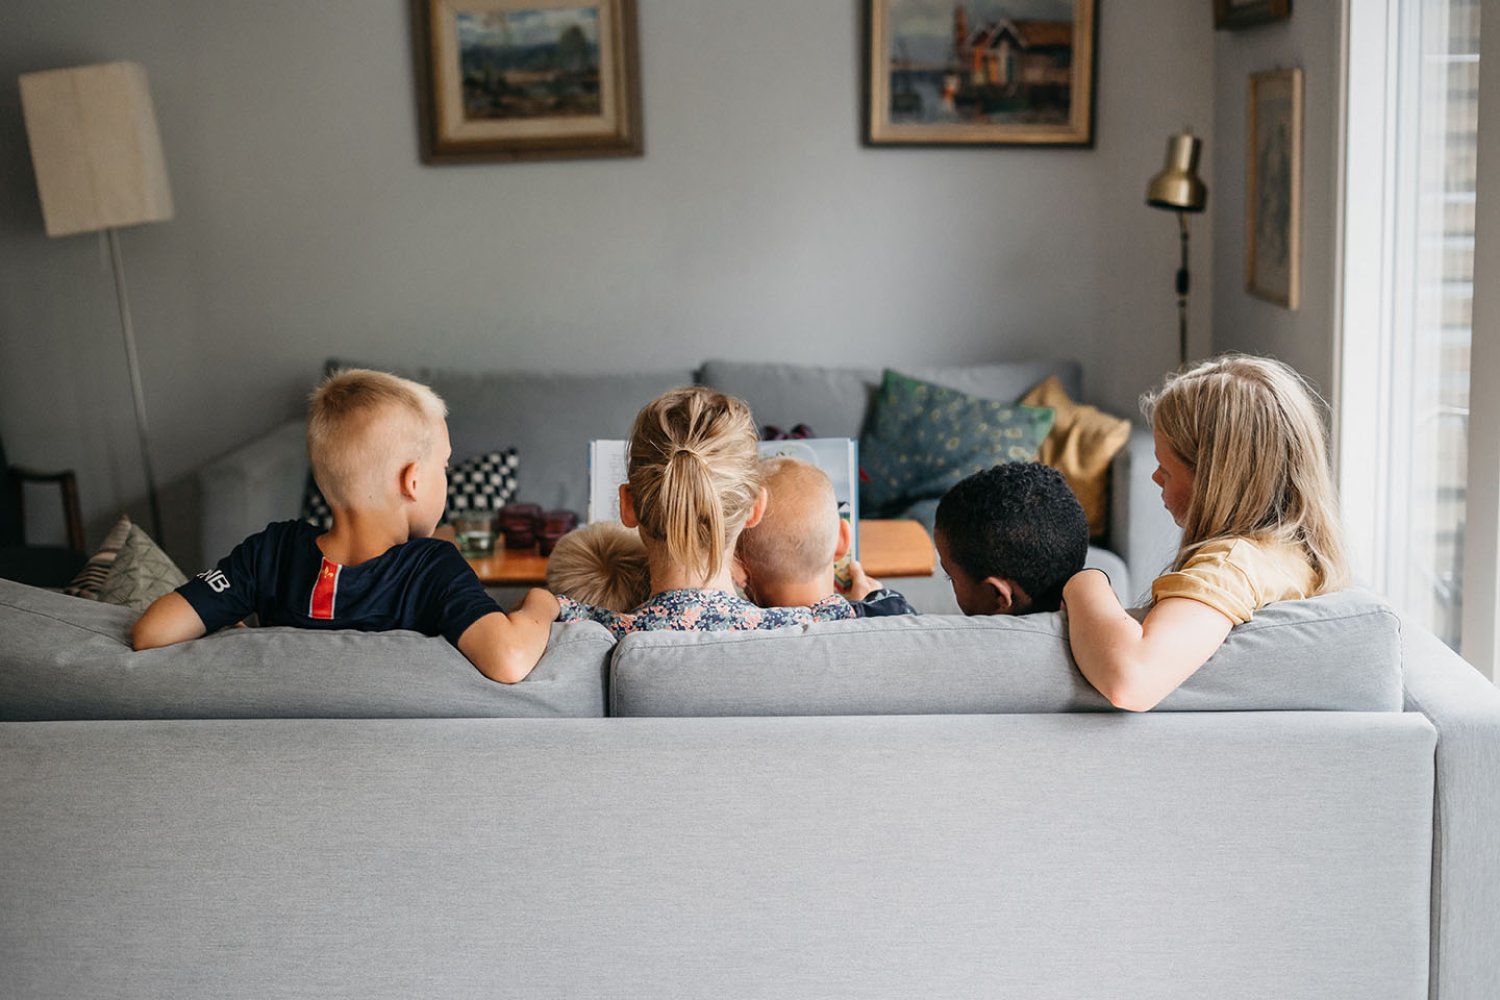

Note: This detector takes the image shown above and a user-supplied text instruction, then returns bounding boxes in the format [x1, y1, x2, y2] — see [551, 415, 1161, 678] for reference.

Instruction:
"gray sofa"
[2, 577, 1498, 999]
[197, 358, 1181, 610]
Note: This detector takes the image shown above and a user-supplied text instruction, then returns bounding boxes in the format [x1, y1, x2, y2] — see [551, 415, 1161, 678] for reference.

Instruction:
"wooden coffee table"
[466, 518, 935, 587]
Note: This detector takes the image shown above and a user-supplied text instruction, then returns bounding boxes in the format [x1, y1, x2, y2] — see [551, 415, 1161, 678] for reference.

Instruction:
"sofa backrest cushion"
[419, 366, 698, 515]
[698, 359, 1083, 441]
[609, 589, 1404, 717]
[0, 579, 612, 720]
[327, 360, 697, 516]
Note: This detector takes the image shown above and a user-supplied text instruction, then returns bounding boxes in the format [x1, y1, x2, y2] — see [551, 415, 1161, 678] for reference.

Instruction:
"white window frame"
[1336, 0, 1498, 680]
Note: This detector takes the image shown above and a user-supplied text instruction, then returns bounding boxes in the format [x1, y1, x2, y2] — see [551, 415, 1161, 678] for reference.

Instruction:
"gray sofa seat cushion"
[0, 579, 612, 720]
[698, 358, 1083, 440]
[610, 589, 1404, 717]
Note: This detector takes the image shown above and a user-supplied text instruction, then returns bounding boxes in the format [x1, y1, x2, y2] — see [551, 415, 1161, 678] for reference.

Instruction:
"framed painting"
[1215, 0, 1292, 30]
[411, 0, 642, 163]
[1246, 68, 1302, 309]
[864, 0, 1097, 147]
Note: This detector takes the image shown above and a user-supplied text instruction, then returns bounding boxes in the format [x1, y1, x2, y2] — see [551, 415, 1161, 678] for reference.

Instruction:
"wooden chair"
[0, 437, 87, 588]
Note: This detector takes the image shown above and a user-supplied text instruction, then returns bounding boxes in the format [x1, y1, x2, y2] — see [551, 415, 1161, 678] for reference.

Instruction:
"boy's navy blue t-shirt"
[176, 520, 500, 646]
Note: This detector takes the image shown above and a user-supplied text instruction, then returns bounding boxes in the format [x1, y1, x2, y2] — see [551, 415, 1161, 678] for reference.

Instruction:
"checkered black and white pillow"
[299, 447, 520, 529]
[447, 447, 519, 512]
[301, 472, 334, 531]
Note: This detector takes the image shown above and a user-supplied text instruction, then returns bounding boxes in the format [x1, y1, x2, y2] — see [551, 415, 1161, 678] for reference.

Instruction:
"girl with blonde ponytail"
[555, 386, 856, 637]
[1063, 355, 1350, 711]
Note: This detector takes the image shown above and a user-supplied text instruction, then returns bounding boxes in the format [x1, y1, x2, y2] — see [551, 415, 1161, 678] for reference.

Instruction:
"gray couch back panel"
[0, 580, 611, 720]
[418, 366, 698, 514]
[0, 713, 1434, 1000]
[611, 590, 1404, 717]
[325, 359, 697, 514]
[698, 358, 1083, 440]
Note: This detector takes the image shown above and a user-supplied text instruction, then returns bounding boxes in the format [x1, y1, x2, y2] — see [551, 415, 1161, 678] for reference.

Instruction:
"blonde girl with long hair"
[554, 386, 857, 637]
[1063, 355, 1349, 711]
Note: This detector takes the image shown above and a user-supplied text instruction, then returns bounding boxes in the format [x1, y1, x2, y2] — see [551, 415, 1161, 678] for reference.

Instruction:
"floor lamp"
[19, 62, 174, 540]
[1146, 131, 1207, 367]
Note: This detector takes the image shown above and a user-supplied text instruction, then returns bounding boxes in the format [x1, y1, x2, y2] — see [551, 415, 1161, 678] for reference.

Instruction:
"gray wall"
[0, 1, 1214, 566]
[1210, 4, 1343, 397]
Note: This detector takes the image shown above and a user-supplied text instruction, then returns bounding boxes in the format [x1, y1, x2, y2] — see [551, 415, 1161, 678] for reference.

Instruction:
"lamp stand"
[104, 227, 164, 540]
[1175, 210, 1191, 367]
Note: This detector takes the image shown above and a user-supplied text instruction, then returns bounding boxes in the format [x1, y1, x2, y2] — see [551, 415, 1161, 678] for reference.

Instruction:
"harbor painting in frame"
[865, 0, 1097, 147]
[1246, 67, 1302, 309]
[412, 0, 642, 163]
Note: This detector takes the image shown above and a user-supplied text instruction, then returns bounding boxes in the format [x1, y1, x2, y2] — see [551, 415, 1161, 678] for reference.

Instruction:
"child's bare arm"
[1062, 569, 1233, 712]
[458, 588, 561, 684]
[132, 592, 209, 650]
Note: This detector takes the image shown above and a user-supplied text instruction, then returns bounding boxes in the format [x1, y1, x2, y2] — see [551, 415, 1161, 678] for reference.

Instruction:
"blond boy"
[545, 521, 650, 613]
[132, 368, 555, 683]
[736, 456, 915, 616]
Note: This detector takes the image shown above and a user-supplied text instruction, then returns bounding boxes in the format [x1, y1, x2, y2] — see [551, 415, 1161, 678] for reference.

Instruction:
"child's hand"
[844, 559, 882, 602]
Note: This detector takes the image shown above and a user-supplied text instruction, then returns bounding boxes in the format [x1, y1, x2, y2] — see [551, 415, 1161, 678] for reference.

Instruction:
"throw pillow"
[1020, 376, 1132, 540]
[858, 369, 1055, 518]
[63, 513, 135, 599]
[447, 447, 520, 512]
[94, 521, 187, 612]
[300, 472, 333, 531]
[300, 448, 520, 528]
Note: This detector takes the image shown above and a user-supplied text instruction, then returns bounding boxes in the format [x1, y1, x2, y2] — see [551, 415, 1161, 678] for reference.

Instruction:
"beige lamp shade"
[19, 61, 173, 237]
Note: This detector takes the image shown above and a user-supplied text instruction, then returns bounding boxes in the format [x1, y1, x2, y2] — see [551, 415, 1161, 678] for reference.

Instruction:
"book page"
[588, 440, 629, 523]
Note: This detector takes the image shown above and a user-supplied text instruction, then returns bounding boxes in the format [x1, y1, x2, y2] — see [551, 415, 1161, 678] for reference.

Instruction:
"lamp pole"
[1146, 130, 1207, 370]
[105, 227, 163, 540]
[1176, 210, 1191, 367]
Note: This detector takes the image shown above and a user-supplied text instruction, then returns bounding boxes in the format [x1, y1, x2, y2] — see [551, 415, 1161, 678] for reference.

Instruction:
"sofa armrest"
[1109, 424, 1180, 603]
[1400, 622, 1500, 999]
[198, 419, 308, 565]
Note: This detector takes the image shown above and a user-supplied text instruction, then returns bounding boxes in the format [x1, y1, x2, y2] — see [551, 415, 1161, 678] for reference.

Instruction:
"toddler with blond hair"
[545, 521, 650, 613]
[736, 456, 914, 616]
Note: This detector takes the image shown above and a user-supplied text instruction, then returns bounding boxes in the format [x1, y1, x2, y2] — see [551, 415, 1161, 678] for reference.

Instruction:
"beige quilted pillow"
[1020, 376, 1132, 540]
[95, 520, 187, 612]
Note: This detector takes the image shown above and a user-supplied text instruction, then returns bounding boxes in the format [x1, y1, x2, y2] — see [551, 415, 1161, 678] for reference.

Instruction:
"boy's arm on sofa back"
[198, 419, 307, 565]
[1401, 622, 1500, 1000]
[1110, 424, 1180, 601]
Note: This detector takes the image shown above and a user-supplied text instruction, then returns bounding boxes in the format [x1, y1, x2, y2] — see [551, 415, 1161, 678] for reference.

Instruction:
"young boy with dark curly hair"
[934, 462, 1089, 615]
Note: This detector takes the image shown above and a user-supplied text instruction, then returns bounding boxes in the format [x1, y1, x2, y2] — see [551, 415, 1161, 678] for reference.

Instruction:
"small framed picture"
[410, 0, 642, 164]
[1215, 0, 1292, 31]
[864, 0, 1097, 148]
[1246, 68, 1302, 309]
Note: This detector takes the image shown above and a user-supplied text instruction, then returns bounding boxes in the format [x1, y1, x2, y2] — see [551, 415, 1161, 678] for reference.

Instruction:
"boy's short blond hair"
[546, 521, 651, 612]
[735, 456, 840, 588]
[307, 368, 447, 509]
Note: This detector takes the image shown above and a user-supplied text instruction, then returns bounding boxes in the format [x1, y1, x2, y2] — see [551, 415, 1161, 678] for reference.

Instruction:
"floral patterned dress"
[556, 588, 854, 640]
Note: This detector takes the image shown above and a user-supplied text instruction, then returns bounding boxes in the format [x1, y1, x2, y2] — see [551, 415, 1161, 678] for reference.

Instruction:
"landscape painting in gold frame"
[1246, 67, 1302, 309]
[864, 0, 1097, 148]
[411, 0, 642, 164]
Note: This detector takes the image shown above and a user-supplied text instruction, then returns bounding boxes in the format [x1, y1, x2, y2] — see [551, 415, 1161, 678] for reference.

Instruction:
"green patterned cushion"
[858, 369, 1055, 517]
[94, 521, 188, 613]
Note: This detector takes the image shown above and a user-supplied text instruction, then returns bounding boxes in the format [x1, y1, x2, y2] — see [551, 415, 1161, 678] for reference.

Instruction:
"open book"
[588, 438, 860, 563]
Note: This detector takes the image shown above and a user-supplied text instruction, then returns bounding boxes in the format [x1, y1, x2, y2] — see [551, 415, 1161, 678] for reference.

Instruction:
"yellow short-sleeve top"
[1150, 536, 1318, 625]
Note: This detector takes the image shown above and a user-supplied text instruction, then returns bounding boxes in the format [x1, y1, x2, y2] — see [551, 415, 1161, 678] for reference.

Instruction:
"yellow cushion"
[1020, 376, 1132, 539]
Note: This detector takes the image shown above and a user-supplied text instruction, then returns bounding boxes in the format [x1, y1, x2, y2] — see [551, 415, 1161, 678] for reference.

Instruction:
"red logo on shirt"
[310, 558, 340, 620]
